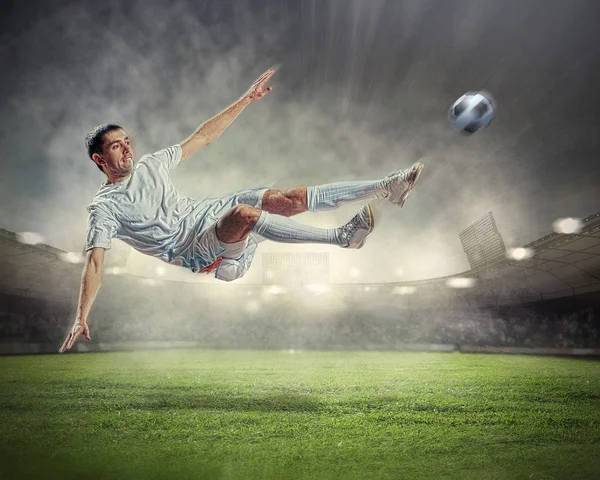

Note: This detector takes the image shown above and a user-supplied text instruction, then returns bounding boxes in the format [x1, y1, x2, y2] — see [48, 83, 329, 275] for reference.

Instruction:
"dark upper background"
[1, 0, 599, 282]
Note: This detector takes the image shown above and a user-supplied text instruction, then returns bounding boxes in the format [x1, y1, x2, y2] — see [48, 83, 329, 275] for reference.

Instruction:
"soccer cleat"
[380, 162, 424, 208]
[339, 205, 375, 249]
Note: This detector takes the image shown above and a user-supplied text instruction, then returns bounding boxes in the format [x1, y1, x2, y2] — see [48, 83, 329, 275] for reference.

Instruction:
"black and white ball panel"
[449, 91, 495, 134]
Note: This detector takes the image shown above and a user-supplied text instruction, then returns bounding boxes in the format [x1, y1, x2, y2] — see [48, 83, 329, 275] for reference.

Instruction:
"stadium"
[2, 211, 600, 354]
[2, 0, 600, 479]
[2, 210, 599, 478]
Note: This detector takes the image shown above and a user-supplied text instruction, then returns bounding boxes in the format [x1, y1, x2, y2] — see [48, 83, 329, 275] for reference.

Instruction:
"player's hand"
[59, 320, 91, 353]
[242, 64, 280, 102]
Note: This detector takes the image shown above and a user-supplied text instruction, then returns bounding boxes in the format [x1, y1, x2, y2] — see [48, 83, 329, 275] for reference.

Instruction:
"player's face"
[98, 129, 134, 176]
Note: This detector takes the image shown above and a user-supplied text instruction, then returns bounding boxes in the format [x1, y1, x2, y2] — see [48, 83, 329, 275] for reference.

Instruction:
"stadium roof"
[391, 212, 600, 305]
[0, 229, 81, 301]
[477, 211, 600, 304]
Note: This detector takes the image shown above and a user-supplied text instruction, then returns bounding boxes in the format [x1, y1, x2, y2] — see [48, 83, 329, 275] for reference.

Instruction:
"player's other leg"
[260, 162, 425, 216]
[216, 204, 375, 249]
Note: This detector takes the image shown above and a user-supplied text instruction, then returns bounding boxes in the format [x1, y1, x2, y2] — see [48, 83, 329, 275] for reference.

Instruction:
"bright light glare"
[446, 277, 476, 288]
[350, 268, 360, 277]
[17, 232, 45, 245]
[59, 252, 84, 264]
[508, 247, 533, 261]
[553, 218, 582, 234]
[392, 286, 417, 295]
[106, 267, 124, 275]
[305, 284, 329, 294]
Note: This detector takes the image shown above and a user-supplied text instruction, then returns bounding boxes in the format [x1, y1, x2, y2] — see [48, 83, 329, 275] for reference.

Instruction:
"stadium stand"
[0, 213, 599, 354]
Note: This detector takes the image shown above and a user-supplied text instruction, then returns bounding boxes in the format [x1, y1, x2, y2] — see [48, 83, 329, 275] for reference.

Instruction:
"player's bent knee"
[230, 204, 261, 224]
[216, 205, 262, 243]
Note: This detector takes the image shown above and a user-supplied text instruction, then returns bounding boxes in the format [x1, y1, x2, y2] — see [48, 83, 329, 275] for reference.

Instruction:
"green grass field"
[1, 350, 599, 479]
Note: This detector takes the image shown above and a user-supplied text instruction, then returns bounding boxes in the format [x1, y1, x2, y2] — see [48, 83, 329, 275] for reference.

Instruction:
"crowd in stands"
[0, 295, 66, 344]
[425, 306, 599, 348]
[1, 291, 598, 350]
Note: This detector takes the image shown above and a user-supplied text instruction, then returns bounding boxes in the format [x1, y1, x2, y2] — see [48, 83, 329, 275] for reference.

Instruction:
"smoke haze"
[1, 0, 599, 283]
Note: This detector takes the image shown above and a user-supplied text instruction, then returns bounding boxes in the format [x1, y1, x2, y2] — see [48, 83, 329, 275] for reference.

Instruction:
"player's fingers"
[253, 77, 268, 91]
[259, 70, 276, 85]
[256, 65, 279, 86]
[59, 334, 71, 353]
[67, 331, 80, 350]
[61, 332, 72, 348]
[252, 72, 270, 87]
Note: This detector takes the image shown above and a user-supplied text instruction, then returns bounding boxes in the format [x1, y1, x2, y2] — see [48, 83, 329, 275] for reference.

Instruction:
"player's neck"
[105, 173, 131, 185]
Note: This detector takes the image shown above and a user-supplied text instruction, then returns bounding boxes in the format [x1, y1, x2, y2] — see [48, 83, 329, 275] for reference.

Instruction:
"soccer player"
[59, 65, 424, 353]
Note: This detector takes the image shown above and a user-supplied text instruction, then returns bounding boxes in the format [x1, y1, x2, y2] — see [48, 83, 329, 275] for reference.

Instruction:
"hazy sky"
[1, 0, 599, 283]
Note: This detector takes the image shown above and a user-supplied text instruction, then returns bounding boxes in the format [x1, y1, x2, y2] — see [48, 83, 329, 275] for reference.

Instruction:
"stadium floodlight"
[392, 286, 417, 295]
[553, 218, 582, 234]
[396, 268, 405, 277]
[59, 252, 84, 264]
[350, 268, 360, 277]
[267, 285, 284, 295]
[446, 277, 476, 288]
[17, 231, 45, 245]
[507, 247, 534, 261]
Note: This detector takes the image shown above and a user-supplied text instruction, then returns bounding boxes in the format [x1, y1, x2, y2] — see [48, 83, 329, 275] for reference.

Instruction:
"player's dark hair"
[85, 124, 123, 172]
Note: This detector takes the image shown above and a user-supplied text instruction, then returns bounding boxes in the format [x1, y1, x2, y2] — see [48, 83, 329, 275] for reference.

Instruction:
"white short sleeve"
[85, 206, 119, 251]
[150, 144, 182, 171]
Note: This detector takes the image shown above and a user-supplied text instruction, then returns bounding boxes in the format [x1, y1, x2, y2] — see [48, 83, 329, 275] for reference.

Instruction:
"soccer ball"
[449, 91, 496, 134]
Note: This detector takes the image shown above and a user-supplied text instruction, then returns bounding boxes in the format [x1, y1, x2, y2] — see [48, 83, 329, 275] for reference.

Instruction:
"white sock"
[306, 180, 384, 212]
[252, 211, 343, 245]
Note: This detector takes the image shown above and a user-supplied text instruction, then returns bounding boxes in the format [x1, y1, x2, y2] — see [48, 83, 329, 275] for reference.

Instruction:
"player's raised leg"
[216, 204, 374, 249]
[308, 162, 424, 210]
[260, 162, 425, 217]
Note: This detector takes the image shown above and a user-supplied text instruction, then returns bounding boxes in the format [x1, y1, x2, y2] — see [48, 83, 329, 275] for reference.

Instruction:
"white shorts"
[188, 187, 269, 277]
[197, 222, 249, 261]
[194, 224, 262, 281]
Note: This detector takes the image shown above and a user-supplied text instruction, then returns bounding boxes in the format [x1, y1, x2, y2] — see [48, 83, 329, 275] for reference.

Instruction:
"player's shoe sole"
[382, 162, 425, 208]
[341, 205, 375, 249]
[399, 162, 424, 208]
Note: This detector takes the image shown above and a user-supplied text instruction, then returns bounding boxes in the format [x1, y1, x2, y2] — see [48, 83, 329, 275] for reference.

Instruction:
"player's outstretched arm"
[59, 247, 106, 353]
[179, 64, 280, 164]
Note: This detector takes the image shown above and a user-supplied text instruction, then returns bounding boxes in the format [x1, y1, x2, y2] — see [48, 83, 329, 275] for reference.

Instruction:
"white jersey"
[85, 145, 215, 267]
